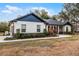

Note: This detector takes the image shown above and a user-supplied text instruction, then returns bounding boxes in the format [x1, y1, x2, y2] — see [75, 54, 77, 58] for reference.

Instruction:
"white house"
[9, 13, 72, 36]
[9, 13, 47, 36]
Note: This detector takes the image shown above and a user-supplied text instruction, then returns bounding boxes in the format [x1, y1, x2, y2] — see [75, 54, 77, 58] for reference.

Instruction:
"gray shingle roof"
[10, 13, 46, 23]
[44, 19, 62, 25]
[44, 19, 72, 26]
[10, 13, 72, 26]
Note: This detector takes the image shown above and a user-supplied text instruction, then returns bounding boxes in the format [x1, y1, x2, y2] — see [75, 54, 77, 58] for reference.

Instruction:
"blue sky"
[0, 3, 64, 22]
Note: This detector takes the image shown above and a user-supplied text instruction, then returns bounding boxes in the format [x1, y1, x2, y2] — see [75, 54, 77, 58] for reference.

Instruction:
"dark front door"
[66, 27, 68, 33]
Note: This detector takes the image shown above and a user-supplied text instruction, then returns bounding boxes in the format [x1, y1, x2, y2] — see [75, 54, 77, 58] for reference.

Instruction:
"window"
[16, 29, 20, 33]
[37, 25, 41, 32]
[21, 24, 26, 32]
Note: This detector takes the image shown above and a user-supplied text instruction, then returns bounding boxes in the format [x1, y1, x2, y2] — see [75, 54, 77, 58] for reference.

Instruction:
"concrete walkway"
[0, 35, 72, 43]
[0, 36, 12, 40]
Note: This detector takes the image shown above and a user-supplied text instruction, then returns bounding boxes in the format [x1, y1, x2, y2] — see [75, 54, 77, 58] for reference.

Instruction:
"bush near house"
[15, 33, 57, 39]
[13, 33, 49, 39]
[4, 37, 16, 40]
[13, 29, 48, 39]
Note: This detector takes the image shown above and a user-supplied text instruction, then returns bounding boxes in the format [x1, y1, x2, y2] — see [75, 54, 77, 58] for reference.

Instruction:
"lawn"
[0, 35, 79, 56]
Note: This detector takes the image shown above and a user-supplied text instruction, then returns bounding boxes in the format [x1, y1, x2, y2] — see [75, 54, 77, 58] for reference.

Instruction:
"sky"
[0, 3, 64, 22]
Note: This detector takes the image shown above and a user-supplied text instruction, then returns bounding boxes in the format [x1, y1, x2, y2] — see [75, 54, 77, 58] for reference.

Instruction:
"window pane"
[21, 24, 26, 32]
[37, 25, 41, 32]
[22, 29, 26, 32]
[21, 24, 26, 29]
[37, 25, 40, 29]
[37, 29, 40, 32]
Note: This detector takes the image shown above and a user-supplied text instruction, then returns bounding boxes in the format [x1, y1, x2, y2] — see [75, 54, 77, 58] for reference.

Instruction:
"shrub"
[13, 32, 57, 39]
[43, 29, 49, 35]
[13, 33, 48, 39]
[4, 37, 16, 40]
[36, 33, 46, 37]
[14, 33, 21, 39]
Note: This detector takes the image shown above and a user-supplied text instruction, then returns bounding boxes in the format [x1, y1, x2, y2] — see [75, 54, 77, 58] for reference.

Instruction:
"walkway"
[0, 35, 72, 43]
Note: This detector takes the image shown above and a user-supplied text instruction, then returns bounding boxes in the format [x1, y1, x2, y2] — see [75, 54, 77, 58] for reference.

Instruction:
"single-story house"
[9, 13, 73, 36]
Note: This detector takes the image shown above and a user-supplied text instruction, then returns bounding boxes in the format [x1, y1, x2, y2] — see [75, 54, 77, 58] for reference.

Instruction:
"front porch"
[46, 24, 72, 35]
[47, 25, 60, 34]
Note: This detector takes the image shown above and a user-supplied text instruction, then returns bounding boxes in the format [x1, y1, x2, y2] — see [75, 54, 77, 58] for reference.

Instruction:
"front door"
[66, 27, 68, 33]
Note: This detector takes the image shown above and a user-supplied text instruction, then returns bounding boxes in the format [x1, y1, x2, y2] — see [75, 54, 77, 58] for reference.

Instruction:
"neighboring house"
[9, 13, 72, 36]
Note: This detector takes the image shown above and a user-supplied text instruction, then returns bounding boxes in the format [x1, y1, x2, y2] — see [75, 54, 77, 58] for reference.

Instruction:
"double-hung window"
[37, 25, 41, 32]
[21, 24, 26, 32]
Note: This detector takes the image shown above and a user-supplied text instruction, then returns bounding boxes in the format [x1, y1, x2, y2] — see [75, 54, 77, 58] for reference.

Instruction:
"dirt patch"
[0, 40, 79, 56]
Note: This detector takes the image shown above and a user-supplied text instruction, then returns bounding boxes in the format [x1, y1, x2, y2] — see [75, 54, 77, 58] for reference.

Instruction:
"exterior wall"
[63, 25, 71, 32]
[10, 21, 73, 35]
[10, 21, 46, 35]
[10, 23, 14, 36]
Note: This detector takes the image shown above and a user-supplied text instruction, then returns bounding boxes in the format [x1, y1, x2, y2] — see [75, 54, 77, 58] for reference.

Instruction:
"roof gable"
[62, 21, 72, 26]
[17, 14, 43, 22]
[10, 13, 46, 23]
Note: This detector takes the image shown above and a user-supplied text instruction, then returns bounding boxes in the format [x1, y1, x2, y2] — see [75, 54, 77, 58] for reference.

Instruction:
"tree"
[59, 3, 79, 32]
[0, 22, 9, 32]
[33, 9, 50, 19]
[40, 9, 50, 19]
[63, 3, 79, 21]
[59, 11, 70, 21]
[51, 15, 58, 20]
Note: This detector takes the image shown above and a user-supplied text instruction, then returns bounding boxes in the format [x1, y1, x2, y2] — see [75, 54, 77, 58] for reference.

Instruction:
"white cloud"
[2, 10, 12, 14]
[1, 5, 22, 14]
[1, 6, 55, 19]
[6, 5, 22, 12]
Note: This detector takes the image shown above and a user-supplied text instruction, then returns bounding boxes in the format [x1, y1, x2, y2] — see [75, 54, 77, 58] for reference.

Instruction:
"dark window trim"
[21, 24, 26, 32]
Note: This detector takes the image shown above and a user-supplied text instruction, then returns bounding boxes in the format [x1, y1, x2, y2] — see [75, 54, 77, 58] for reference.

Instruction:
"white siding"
[10, 23, 14, 36]
[63, 25, 71, 32]
[12, 21, 45, 34]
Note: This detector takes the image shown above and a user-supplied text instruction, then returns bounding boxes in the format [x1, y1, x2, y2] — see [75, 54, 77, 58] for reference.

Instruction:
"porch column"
[53, 25, 54, 30]
[58, 26, 59, 34]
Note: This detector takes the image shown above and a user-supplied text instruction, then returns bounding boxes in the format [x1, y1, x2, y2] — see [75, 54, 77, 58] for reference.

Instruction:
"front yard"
[0, 35, 79, 55]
